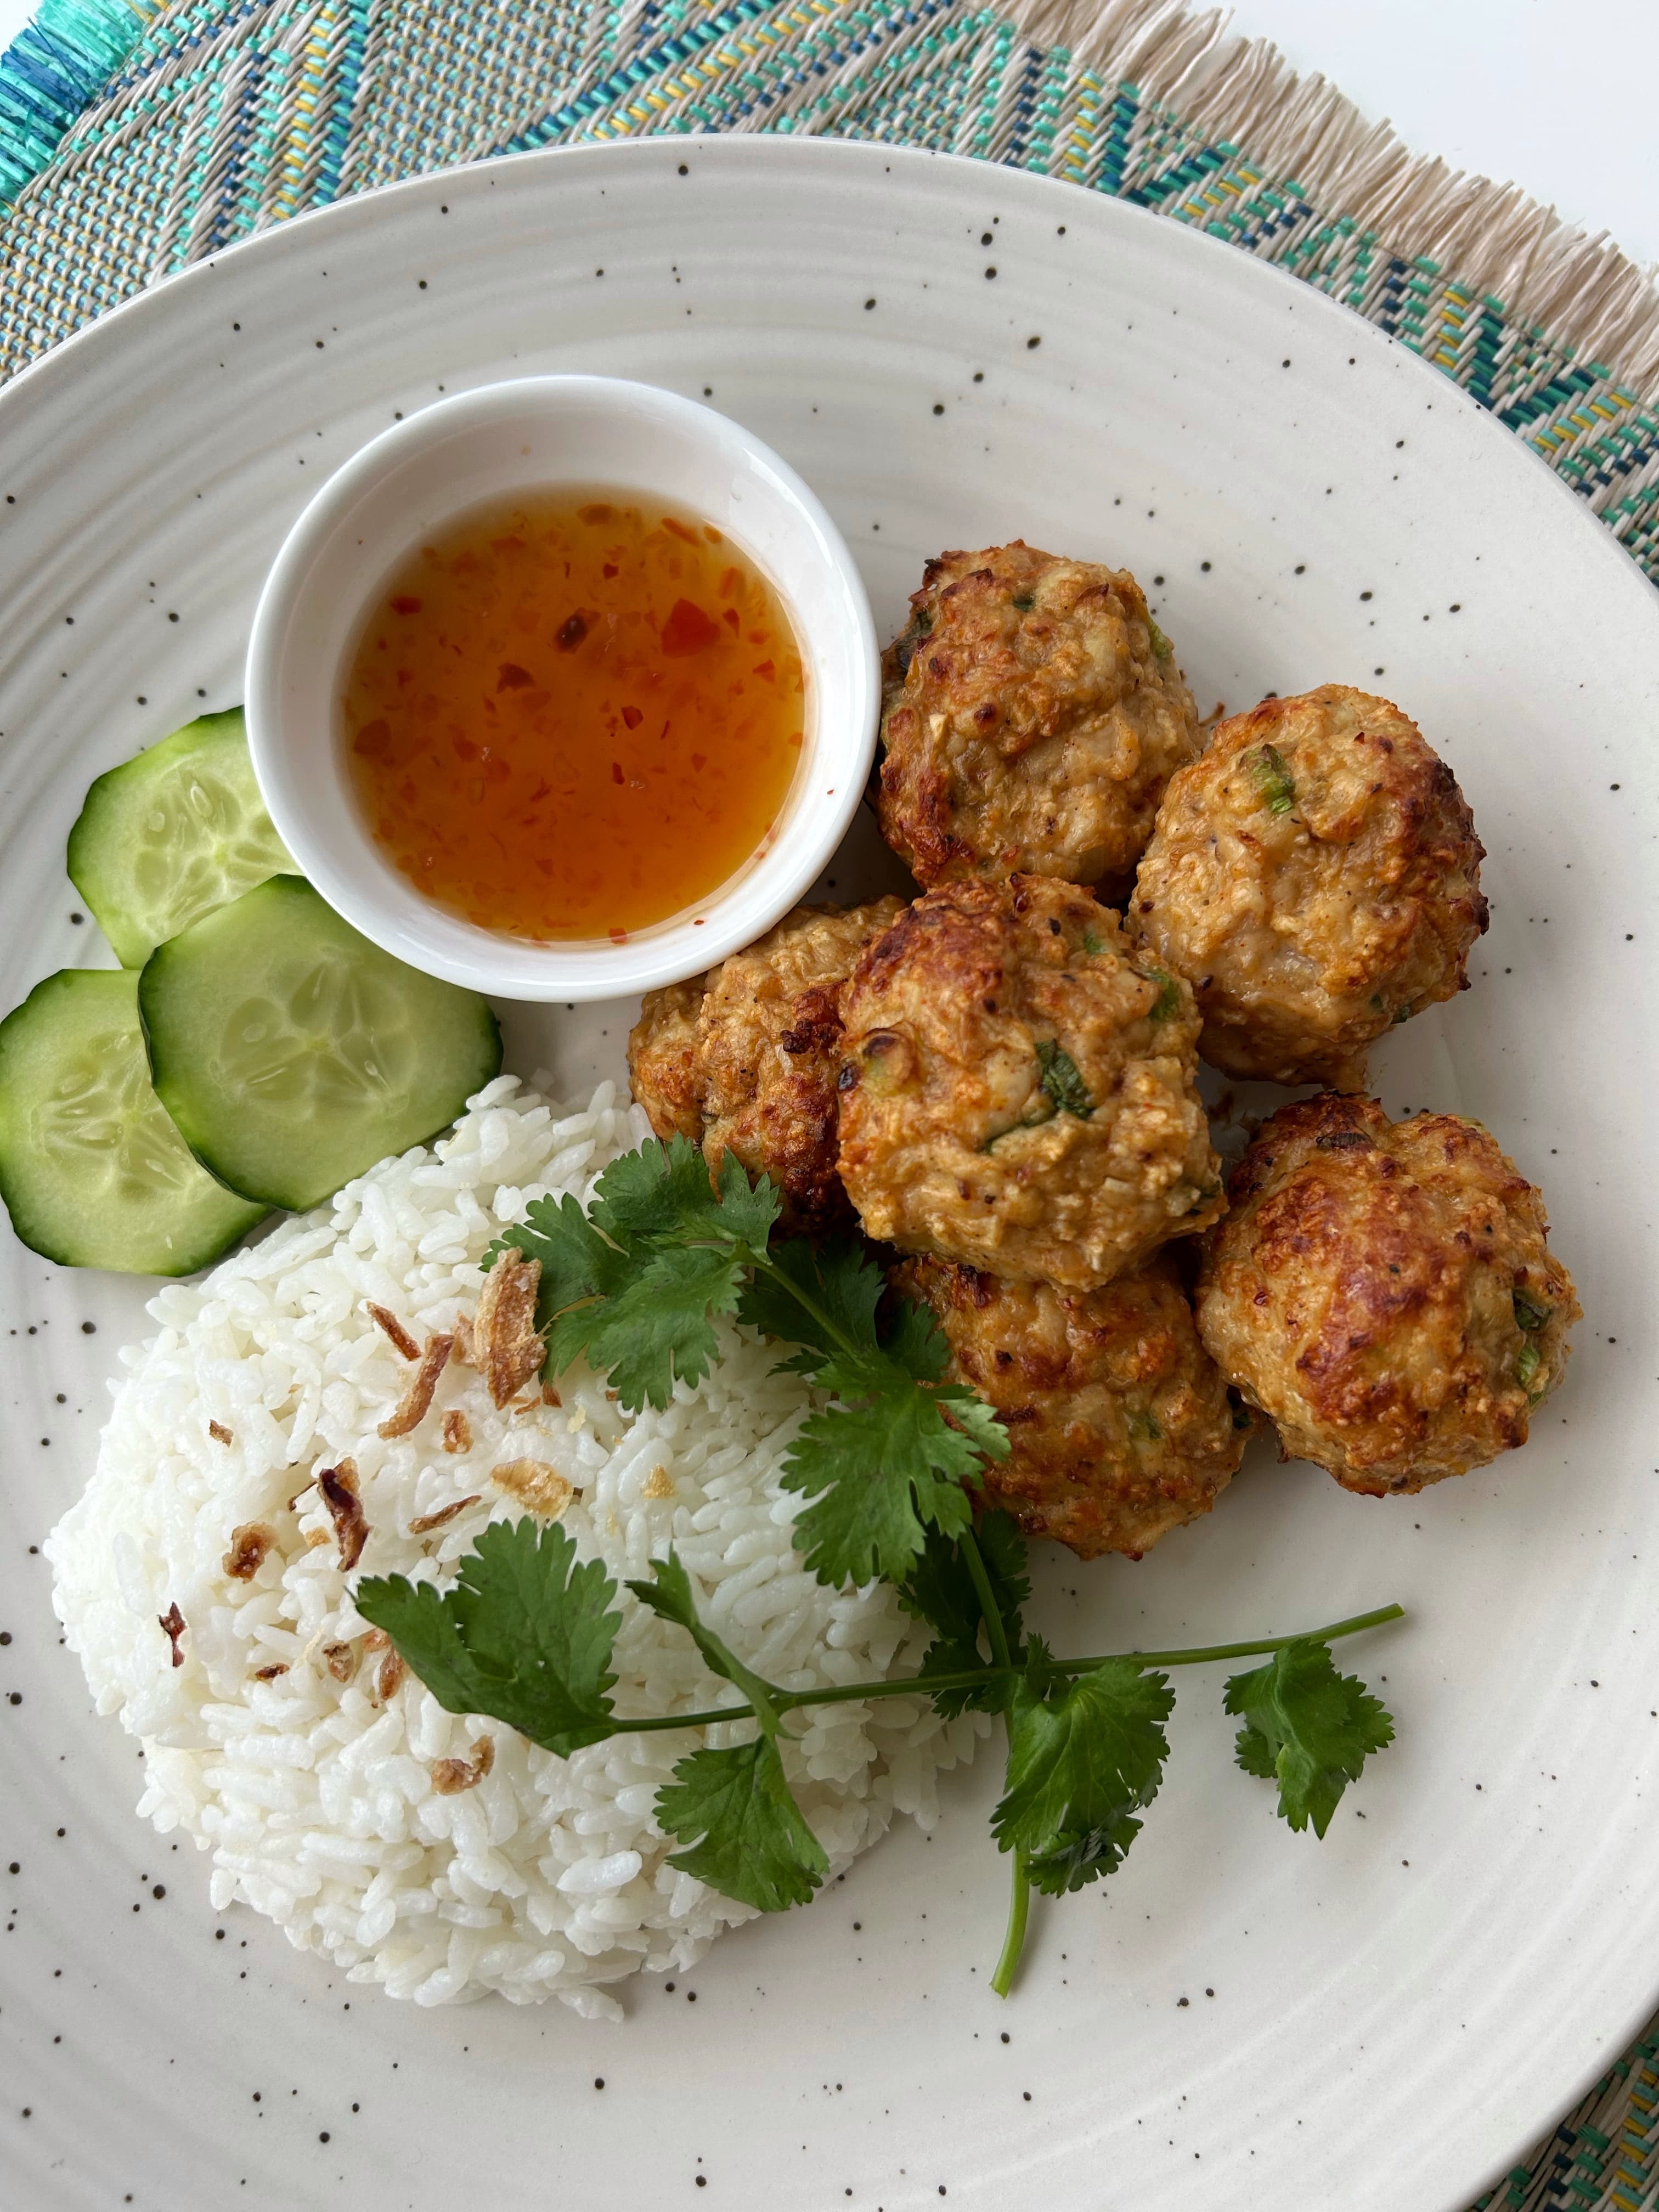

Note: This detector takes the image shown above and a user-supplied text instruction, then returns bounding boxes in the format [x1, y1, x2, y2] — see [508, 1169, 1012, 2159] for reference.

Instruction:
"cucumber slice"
[67, 707, 298, 966]
[0, 969, 268, 1274]
[139, 877, 503, 1211]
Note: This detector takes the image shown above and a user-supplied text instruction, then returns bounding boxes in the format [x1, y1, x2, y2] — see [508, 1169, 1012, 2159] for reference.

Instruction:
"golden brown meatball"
[628, 975, 708, 1146]
[1195, 1093, 1579, 1496]
[877, 543, 1201, 894]
[695, 899, 905, 1232]
[627, 902, 905, 1233]
[1128, 685, 1487, 1089]
[837, 876, 1223, 1290]
[895, 1251, 1250, 1559]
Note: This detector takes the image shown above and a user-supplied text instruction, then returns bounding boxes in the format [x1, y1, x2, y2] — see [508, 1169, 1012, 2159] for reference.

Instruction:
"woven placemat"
[0, 2, 1655, 2203]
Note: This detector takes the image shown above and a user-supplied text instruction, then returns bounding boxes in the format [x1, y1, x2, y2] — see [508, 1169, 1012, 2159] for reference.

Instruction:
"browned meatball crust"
[877, 543, 1201, 893]
[1129, 685, 1487, 1089]
[837, 876, 1223, 1289]
[695, 899, 905, 1231]
[1195, 1093, 1579, 1496]
[896, 1251, 1250, 1559]
[628, 975, 708, 1146]
[627, 901, 905, 1233]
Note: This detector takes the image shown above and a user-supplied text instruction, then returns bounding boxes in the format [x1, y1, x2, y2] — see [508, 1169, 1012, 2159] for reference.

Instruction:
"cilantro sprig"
[901, 1516, 1030, 1718]
[354, 1136, 1406, 1990]
[1226, 1638, 1395, 1837]
[994, 1643, 1174, 1895]
[629, 1553, 830, 1910]
[359, 1512, 1402, 1968]
[485, 1142, 778, 1412]
[354, 1519, 618, 1757]
[492, 1136, 1008, 1587]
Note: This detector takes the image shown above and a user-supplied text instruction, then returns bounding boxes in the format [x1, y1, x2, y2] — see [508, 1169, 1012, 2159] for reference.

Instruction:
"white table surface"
[2, 0, 1657, 266]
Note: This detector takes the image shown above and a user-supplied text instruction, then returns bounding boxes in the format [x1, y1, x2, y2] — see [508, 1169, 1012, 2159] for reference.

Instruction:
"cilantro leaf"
[498, 1138, 776, 1412]
[580, 1242, 746, 1410]
[965, 1508, 1031, 1624]
[491, 1188, 615, 1320]
[781, 1357, 1002, 1586]
[1147, 617, 1173, 662]
[741, 1256, 1008, 1590]
[900, 1512, 1030, 1716]
[934, 1385, 1009, 1463]
[991, 1640, 1174, 1895]
[590, 1135, 779, 1255]
[1035, 1039, 1094, 1118]
[626, 1550, 784, 1731]
[655, 1737, 828, 1912]
[879, 1293, 952, 1385]
[354, 1518, 620, 1758]
[1224, 1638, 1394, 1838]
[736, 1237, 884, 1372]
[628, 1553, 827, 1910]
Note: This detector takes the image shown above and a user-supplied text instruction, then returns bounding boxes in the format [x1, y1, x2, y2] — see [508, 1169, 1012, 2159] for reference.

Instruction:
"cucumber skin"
[67, 708, 297, 967]
[139, 877, 504, 1212]
[0, 968, 268, 1276]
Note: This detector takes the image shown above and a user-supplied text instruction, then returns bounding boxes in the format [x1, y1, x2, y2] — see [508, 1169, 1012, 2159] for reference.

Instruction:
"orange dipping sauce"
[342, 490, 805, 941]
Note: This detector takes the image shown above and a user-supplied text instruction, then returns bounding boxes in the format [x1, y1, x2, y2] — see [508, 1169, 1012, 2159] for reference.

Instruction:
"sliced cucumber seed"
[0, 969, 267, 1274]
[67, 708, 297, 967]
[140, 877, 502, 1212]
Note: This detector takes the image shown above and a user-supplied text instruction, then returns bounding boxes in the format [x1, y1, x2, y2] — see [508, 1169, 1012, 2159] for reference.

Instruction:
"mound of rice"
[47, 1077, 983, 2015]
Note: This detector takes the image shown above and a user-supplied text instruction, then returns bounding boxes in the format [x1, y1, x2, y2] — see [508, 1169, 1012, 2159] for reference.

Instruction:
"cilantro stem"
[1112, 1601, 1406, 1669]
[959, 1526, 1030, 2002]
[991, 1860, 1031, 1998]
[600, 1604, 1406, 1735]
[742, 1247, 865, 1366]
[959, 1528, 1014, 1672]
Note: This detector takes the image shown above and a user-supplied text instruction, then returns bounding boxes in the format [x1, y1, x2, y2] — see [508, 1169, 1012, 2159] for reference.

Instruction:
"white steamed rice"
[47, 1076, 982, 2015]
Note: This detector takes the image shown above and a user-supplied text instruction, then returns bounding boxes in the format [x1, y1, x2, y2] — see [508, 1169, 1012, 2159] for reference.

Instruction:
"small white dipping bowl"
[245, 376, 878, 1001]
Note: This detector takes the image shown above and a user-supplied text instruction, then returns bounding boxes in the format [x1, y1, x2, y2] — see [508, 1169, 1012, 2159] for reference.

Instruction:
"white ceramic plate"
[1, 139, 1655, 2212]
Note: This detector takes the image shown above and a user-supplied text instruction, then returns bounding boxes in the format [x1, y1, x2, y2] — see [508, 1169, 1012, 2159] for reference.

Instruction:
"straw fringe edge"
[1003, 0, 1659, 388]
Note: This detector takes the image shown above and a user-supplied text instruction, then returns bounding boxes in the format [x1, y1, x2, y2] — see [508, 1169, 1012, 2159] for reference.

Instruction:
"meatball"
[695, 899, 905, 1231]
[1128, 685, 1487, 1089]
[1195, 1093, 1579, 1496]
[877, 542, 1201, 894]
[837, 876, 1223, 1289]
[895, 1251, 1250, 1559]
[627, 901, 905, 1233]
[628, 975, 708, 1146]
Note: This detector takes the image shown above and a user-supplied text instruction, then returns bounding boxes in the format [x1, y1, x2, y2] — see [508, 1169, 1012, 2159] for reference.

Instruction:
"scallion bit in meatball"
[1195, 1093, 1579, 1495]
[627, 900, 905, 1234]
[837, 875, 1224, 1290]
[895, 1250, 1251, 1559]
[1129, 684, 1488, 1089]
[878, 542, 1202, 893]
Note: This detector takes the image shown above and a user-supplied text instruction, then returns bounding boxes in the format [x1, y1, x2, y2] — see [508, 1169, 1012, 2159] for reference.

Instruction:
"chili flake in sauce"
[342, 492, 805, 941]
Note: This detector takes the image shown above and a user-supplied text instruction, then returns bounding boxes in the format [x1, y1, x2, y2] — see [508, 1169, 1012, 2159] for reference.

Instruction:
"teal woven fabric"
[0, 5, 1655, 2204]
[2, 0, 1657, 584]
[0, 0, 154, 200]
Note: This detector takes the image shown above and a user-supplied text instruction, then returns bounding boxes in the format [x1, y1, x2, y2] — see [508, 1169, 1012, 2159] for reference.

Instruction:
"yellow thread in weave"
[270, 10, 336, 222]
